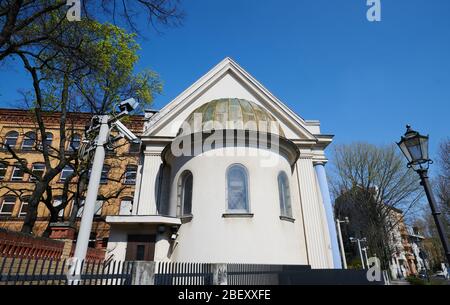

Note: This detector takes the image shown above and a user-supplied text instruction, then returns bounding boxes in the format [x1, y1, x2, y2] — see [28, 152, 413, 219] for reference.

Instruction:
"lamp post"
[336, 217, 349, 269]
[350, 237, 367, 269]
[396, 125, 450, 265]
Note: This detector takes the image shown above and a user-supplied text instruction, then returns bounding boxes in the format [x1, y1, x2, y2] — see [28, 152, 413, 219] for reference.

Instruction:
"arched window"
[278, 172, 292, 218]
[226, 164, 249, 213]
[69, 134, 81, 151]
[21, 131, 36, 150]
[4, 131, 19, 149]
[177, 171, 193, 216]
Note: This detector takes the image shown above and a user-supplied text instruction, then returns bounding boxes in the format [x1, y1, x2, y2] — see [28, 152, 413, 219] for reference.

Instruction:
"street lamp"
[396, 125, 450, 265]
[336, 217, 349, 269]
[350, 237, 367, 269]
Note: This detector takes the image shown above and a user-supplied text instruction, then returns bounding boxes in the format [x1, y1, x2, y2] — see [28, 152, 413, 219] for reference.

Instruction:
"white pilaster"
[136, 150, 163, 215]
[295, 156, 331, 268]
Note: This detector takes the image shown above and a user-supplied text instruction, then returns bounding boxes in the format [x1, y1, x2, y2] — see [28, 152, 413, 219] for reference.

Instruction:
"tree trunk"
[21, 181, 47, 234]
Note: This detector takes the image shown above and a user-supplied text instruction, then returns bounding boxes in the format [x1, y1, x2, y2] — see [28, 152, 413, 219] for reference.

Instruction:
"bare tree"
[436, 138, 450, 227]
[0, 0, 184, 62]
[331, 142, 423, 268]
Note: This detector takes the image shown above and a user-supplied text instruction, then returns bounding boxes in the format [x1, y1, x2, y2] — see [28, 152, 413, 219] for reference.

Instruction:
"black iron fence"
[0, 256, 133, 285]
[155, 262, 212, 285]
[1, 258, 385, 285]
[153, 262, 382, 285]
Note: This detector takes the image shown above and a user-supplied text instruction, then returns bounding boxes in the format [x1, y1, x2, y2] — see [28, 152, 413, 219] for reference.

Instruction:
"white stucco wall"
[164, 146, 309, 265]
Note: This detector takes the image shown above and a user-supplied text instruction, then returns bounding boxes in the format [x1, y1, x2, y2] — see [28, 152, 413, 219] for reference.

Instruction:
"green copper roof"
[178, 98, 284, 136]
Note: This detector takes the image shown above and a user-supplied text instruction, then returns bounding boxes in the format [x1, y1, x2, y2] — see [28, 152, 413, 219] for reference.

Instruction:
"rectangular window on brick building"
[11, 164, 24, 181]
[0, 197, 16, 216]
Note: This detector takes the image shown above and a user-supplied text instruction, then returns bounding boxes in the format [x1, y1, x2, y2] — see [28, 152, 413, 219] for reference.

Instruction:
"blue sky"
[0, 0, 449, 168]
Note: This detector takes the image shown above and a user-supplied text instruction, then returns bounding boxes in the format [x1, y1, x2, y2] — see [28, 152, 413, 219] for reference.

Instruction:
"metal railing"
[0, 256, 132, 285]
[154, 262, 212, 285]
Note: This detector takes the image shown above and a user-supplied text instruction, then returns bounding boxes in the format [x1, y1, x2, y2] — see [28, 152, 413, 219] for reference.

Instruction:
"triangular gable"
[144, 57, 317, 140]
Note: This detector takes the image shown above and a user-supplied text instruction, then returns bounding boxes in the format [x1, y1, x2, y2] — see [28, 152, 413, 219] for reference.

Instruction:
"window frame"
[177, 170, 193, 217]
[4, 131, 19, 149]
[100, 165, 110, 184]
[38, 132, 53, 150]
[59, 165, 74, 182]
[225, 164, 250, 214]
[21, 131, 36, 151]
[11, 163, 25, 181]
[19, 198, 29, 217]
[68, 134, 81, 152]
[94, 200, 103, 216]
[124, 165, 137, 185]
[278, 171, 293, 220]
[0, 196, 16, 216]
[30, 162, 45, 181]
[0, 162, 7, 180]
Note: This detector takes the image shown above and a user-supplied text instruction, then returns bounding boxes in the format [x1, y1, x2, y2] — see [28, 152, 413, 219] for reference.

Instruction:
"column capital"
[313, 160, 327, 166]
[143, 151, 162, 157]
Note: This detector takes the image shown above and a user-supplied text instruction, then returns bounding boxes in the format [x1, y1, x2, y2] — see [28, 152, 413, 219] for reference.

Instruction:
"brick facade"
[0, 108, 144, 249]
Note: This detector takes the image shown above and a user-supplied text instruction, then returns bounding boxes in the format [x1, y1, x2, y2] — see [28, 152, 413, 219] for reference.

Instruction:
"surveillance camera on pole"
[119, 98, 139, 113]
[114, 121, 140, 143]
[69, 98, 140, 283]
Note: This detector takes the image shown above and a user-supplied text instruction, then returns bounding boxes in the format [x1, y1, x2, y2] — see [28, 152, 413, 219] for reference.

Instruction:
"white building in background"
[106, 58, 340, 269]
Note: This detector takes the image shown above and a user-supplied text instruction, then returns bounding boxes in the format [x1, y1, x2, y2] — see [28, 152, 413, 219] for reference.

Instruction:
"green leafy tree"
[0, 11, 162, 233]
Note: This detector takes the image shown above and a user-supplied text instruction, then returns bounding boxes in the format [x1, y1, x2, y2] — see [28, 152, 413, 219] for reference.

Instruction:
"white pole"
[336, 219, 348, 269]
[71, 115, 109, 275]
[363, 247, 369, 268]
[357, 239, 365, 269]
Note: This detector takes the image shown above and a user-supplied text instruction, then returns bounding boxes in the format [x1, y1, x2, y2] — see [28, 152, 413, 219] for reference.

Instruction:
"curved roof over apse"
[177, 98, 285, 137]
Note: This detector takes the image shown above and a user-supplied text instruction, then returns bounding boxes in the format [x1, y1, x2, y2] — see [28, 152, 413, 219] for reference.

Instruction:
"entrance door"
[125, 235, 156, 261]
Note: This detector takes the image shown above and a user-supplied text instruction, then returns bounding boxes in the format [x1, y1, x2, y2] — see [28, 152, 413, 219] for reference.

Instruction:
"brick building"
[0, 108, 144, 249]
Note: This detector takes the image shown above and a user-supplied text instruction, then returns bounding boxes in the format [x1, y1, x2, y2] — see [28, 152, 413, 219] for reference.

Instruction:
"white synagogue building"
[106, 58, 341, 269]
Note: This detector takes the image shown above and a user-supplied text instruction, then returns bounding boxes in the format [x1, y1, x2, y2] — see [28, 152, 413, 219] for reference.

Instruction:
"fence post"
[48, 222, 76, 259]
[212, 263, 227, 285]
[131, 261, 156, 285]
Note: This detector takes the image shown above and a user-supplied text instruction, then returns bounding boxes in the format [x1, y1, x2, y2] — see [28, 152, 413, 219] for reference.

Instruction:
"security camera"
[114, 120, 140, 143]
[171, 233, 178, 240]
[119, 98, 139, 113]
